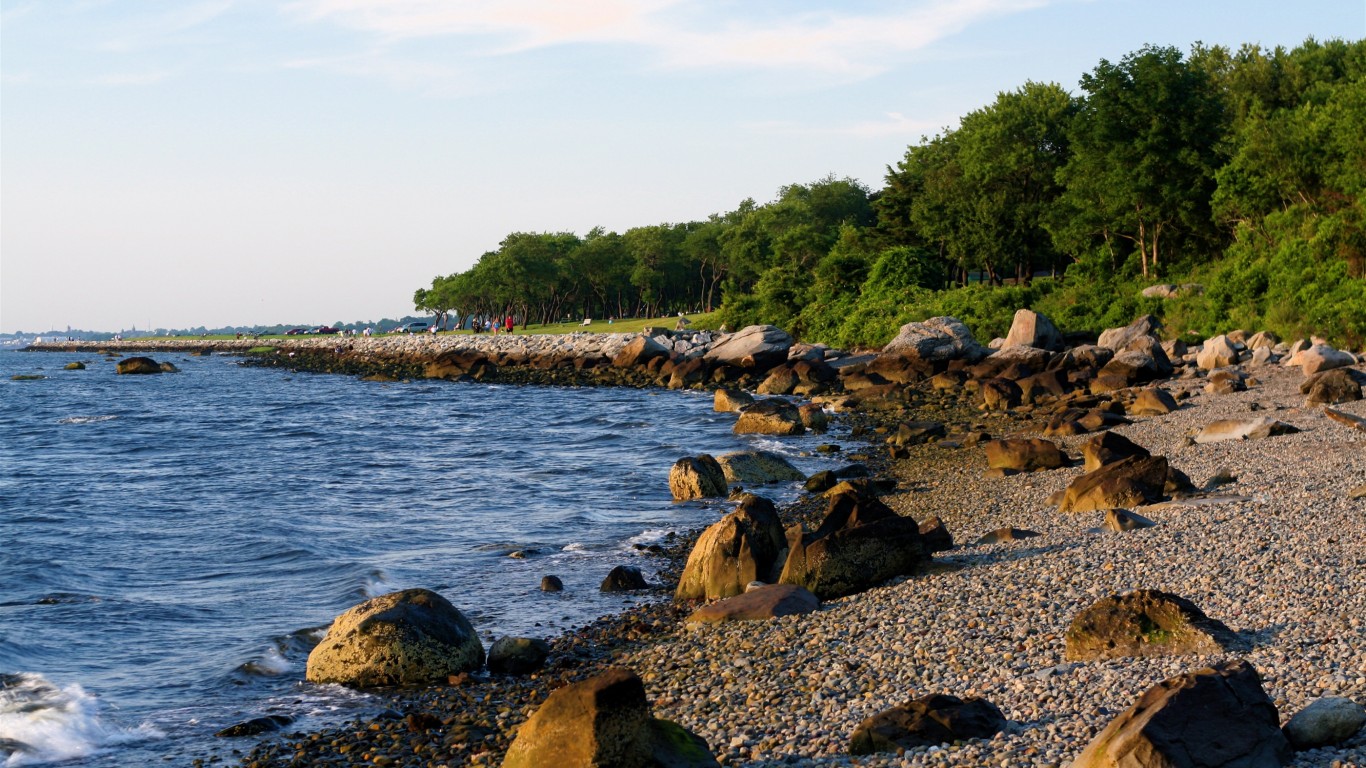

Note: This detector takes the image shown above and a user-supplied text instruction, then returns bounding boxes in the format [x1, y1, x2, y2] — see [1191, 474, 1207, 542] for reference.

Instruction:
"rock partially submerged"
[305, 589, 484, 686]
[715, 450, 805, 485]
[115, 356, 164, 374]
[675, 495, 787, 601]
[669, 454, 727, 500]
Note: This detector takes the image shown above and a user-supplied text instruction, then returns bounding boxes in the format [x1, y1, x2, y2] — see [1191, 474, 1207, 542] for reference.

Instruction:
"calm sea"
[0, 349, 835, 767]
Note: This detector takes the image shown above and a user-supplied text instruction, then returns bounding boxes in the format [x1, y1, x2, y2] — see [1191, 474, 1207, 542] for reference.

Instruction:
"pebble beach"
[23, 333, 1366, 767]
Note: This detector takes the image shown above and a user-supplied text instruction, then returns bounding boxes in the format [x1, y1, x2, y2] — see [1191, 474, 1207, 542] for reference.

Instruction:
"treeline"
[417, 38, 1366, 347]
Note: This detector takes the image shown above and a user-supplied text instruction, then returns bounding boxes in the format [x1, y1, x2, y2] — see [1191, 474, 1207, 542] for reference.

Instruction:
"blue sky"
[2, 0, 1361, 333]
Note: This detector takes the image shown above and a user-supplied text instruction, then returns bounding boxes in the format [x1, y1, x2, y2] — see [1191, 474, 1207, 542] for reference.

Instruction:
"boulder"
[1082, 431, 1149, 472]
[1297, 344, 1356, 375]
[756, 365, 798, 395]
[669, 455, 727, 501]
[703, 325, 793, 370]
[1194, 418, 1300, 444]
[1058, 455, 1170, 513]
[503, 668, 719, 768]
[975, 527, 1040, 545]
[215, 715, 294, 738]
[779, 489, 926, 599]
[1016, 370, 1070, 403]
[305, 588, 484, 686]
[1205, 369, 1248, 395]
[1130, 387, 1178, 416]
[612, 335, 671, 369]
[600, 566, 648, 592]
[983, 438, 1067, 473]
[540, 575, 563, 592]
[713, 388, 754, 413]
[1282, 696, 1366, 749]
[798, 403, 830, 432]
[1071, 660, 1290, 768]
[980, 378, 1023, 410]
[892, 421, 946, 446]
[64, 362, 85, 370]
[1099, 343, 1173, 385]
[1301, 368, 1365, 406]
[733, 399, 806, 436]
[881, 316, 987, 363]
[804, 470, 838, 494]
[1104, 508, 1157, 532]
[1196, 335, 1242, 370]
[1065, 589, 1236, 661]
[715, 450, 804, 485]
[675, 495, 787, 601]
[685, 584, 819, 624]
[1044, 408, 1132, 437]
[1003, 309, 1063, 351]
[1247, 330, 1280, 349]
[486, 636, 550, 675]
[972, 344, 1053, 378]
[1097, 314, 1162, 352]
[918, 517, 954, 552]
[848, 694, 1007, 755]
[1325, 407, 1366, 433]
[115, 356, 163, 374]
[1049, 344, 1114, 373]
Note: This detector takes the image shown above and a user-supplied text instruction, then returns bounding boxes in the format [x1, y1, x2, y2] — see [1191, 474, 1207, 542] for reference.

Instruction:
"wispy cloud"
[98, 0, 239, 53]
[286, 0, 1057, 76]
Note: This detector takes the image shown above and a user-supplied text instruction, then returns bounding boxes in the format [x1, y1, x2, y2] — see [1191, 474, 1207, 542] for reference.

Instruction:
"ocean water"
[0, 350, 837, 766]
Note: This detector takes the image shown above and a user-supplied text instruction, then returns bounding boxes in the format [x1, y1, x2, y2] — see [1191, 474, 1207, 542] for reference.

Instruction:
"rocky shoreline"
[26, 318, 1366, 767]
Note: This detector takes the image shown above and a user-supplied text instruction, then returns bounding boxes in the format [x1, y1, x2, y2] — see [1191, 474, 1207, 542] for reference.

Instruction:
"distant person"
[505, 315, 514, 333]
[429, 324, 437, 335]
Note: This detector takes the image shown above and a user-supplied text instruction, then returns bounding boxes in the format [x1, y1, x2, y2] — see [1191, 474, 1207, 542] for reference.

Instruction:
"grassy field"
[140, 312, 723, 341]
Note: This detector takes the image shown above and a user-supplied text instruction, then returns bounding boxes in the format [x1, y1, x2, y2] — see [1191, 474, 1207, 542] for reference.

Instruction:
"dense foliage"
[418, 38, 1366, 347]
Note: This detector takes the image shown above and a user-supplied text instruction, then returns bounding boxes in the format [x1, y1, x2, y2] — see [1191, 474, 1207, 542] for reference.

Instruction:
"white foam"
[624, 528, 674, 547]
[0, 673, 162, 767]
[561, 542, 589, 552]
[361, 571, 399, 598]
[55, 415, 118, 425]
[239, 647, 291, 676]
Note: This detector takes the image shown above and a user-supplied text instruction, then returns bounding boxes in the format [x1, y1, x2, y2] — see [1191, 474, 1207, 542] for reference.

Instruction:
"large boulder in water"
[669, 455, 727, 500]
[715, 450, 804, 485]
[779, 487, 926, 599]
[115, 356, 164, 374]
[1071, 660, 1290, 768]
[1002, 309, 1063, 351]
[503, 668, 719, 768]
[880, 317, 987, 363]
[703, 325, 793, 370]
[305, 588, 484, 686]
[676, 495, 788, 601]
[733, 399, 805, 436]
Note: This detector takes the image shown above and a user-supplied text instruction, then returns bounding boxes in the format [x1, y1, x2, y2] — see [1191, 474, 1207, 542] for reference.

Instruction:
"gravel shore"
[63, 339, 1326, 766]
[623, 362, 1366, 767]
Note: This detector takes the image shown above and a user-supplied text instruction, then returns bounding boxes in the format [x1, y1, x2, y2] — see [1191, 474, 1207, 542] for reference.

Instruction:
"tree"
[1053, 45, 1226, 277]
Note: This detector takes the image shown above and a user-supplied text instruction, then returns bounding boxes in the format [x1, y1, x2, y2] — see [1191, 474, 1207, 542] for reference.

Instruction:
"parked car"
[401, 322, 430, 334]
[311, 326, 341, 335]
[285, 328, 308, 335]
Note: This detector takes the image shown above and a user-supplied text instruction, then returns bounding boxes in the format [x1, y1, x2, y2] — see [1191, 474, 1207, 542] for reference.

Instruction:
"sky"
[1, 1, 1362, 333]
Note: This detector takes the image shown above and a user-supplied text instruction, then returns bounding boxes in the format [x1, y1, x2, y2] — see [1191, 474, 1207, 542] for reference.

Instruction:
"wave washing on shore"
[0, 350, 839, 766]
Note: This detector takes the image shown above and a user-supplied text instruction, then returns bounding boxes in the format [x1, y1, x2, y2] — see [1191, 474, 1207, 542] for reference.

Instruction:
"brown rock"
[779, 489, 925, 599]
[1082, 431, 1149, 472]
[734, 399, 806, 436]
[1131, 387, 1179, 416]
[686, 584, 819, 624]
[675, 496, 787, 601]
[503, 669, 719, 768]
[115, 356, 164, 374]
[1104, 508, 1157, 531]
[1194, 418, 1300, 444]
[983, 438, 1067, 472]
[1071, 660, 1290, 768]
[305, 589, 484, 686]
[975, 527, 1040, 545]
[849, 694, 1007, 755]
[713, 388, 754, 413]
[1301, 368, 1365, 405]
[1065, 589, 1235, 661]
[918, 516, 953, 552]
[980, 378, 1023, 410]
[668, 455, 727, 500]
[1059, 455, 1170, 513]
[612, 335, 671, 369]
